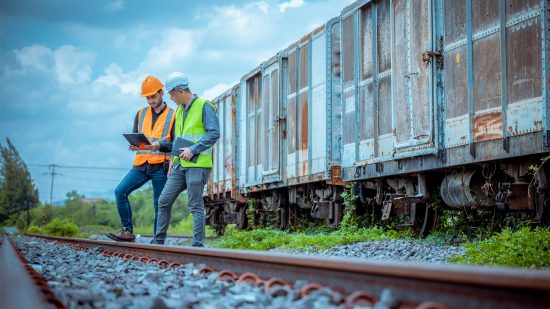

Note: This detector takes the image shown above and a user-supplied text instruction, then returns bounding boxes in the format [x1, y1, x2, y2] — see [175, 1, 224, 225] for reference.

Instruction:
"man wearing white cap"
[152, 72, 220, 246]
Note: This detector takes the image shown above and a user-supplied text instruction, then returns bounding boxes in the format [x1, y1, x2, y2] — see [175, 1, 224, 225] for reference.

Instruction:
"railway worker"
[151, 72, 220, 247]
[105, 75, 176, 242]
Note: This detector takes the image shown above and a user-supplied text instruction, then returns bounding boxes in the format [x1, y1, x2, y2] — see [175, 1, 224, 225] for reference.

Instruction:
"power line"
[42, 164, 61, 205]
[29, 163, 127, 171]
[31, 163, 128, 204]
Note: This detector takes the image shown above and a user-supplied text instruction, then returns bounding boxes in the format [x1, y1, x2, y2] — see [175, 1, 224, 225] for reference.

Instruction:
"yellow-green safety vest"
[173, 97, 216, 168]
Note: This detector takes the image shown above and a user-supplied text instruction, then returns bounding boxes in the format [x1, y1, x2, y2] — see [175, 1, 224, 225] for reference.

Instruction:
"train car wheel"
[213, 207, 226, 236]
[236, 206, 248, 230]
[414, 203, 438, 237]
[533, 166, 549, 227]
[289, 204, 298, 230]
[279, 205, 289, 230]
[279, 204, 298, 230]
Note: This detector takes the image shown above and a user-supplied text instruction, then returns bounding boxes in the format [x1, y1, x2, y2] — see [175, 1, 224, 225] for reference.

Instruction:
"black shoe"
[191, 243, 204, 247]
[149, 238, 164, 245]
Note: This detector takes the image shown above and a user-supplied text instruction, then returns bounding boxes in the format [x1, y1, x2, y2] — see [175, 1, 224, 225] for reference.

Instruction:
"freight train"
[203, 0, 550, 236]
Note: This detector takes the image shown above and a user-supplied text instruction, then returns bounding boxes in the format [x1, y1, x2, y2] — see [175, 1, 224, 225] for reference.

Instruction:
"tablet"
[123, 133, 151, 147]
[172, 137, 199, 163]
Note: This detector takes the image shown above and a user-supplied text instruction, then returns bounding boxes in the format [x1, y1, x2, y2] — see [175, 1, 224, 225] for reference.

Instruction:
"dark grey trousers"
[154, 165, 210, 246]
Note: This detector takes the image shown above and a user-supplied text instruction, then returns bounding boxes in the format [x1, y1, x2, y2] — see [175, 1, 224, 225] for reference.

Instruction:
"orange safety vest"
[133, 106, 175, 166]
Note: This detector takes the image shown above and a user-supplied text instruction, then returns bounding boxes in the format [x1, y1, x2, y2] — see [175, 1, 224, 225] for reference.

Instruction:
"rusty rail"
[139, 234, 217, 239]
[24, 235, 550, 309]
[0, 236, 64, 309]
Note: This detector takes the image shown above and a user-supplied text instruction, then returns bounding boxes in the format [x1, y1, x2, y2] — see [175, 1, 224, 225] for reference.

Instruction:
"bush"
[449, 227, 550, 269]
[43, 218, 79, 237]
[26, 225, 43, 235]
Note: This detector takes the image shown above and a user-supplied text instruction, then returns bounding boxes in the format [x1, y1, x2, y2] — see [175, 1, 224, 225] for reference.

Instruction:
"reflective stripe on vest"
[133, 106, 175, 166]
[172, 97, 216, 168]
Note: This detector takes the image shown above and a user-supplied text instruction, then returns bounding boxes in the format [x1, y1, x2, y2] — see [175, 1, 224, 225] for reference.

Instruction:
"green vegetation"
[3, 186, 193, 238]
[0, 138, 39, 227]
[449, 227, 550, 269]
[43, 218, 80, 237]
[26, 225, 43, 234]
[212, 224, 408, 251]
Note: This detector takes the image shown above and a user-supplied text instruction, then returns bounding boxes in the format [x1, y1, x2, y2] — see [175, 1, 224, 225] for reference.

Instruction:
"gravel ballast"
[12, 236, 395, 309]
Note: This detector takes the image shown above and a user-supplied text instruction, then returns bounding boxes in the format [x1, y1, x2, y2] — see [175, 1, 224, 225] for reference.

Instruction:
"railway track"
[6, 234, 550, 309]
[1, 236, 64, 309]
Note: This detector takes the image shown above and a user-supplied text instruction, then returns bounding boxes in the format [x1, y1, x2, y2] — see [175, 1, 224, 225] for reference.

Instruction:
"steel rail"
[29, 235, 550, 309]
[1, 236, 63, 309]
[139, 234, 217, 239]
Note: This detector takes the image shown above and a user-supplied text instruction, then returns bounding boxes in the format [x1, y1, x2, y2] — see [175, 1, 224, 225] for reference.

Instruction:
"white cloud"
[105, 0, 125, 13]
[53, 45, 96, 87]
[255, 1, 269, 14]
[201, 83, 237, 100]
[279, 0, 305, 13]
[14, 45, 54, 72]
[94, 63, 141, 96]
[139, 28, 199, 72]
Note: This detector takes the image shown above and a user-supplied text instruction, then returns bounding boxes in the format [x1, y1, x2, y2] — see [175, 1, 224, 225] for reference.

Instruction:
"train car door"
[261, 63, 281, 182]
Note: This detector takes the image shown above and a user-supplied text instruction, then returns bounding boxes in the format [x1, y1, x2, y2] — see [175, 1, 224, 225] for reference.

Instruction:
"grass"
[211, 225, 411, 251]
[449, 227, 550, 269]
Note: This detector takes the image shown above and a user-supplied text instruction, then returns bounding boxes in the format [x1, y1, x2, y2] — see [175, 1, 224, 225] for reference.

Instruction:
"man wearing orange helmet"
[106, 75, 175, 242]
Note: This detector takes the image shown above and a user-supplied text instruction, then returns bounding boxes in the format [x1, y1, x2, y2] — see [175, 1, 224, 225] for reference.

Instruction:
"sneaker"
[191, 243, 204, 247]
[105, 227, 136, 242]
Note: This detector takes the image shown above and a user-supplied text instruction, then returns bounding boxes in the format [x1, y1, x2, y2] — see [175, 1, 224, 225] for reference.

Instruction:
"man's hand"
[129, 145, 138, 152]
[144, 142, 161, 152]
[167, 160, 173, 176]
[179, 147, 194, 161]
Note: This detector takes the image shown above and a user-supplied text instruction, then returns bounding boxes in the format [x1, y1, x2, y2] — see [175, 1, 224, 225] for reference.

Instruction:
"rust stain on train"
[327, 165, 345, 186]
[474, 111, 502, 142]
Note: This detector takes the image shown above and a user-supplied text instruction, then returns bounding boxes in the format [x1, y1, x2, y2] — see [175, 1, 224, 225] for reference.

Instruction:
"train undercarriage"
[206, 154, 549, 236]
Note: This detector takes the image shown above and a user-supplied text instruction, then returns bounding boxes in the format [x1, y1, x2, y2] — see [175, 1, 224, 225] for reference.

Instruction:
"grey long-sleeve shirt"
[177, 95, 220, 156]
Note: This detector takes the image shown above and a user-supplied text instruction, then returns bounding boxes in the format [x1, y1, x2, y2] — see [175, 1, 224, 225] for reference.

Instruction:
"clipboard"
[172, 137, 199, 163]
[123, 133, 151, 148]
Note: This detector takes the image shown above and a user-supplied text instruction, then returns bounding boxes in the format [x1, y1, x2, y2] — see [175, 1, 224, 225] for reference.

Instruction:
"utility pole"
[44, 164, 59, 205]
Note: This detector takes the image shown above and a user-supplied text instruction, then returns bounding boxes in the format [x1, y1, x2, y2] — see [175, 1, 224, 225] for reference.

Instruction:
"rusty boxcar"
[337, 0, 549, 235]
[204, 0, 550, 234]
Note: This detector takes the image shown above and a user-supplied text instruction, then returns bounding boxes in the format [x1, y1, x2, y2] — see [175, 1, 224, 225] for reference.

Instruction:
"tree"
[0, 138, 39, 227]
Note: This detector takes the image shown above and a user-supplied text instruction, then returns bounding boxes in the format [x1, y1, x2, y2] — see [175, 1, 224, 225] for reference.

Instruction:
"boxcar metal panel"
[543, 0, 550, 147]
[328, 18, 342, 169]
[286, 47, 298, 181]
[312, 33, 328, 175]
[342, 12, 356, 168]
[223, 95, 233, 190]
[298, 89, 309, 177]
[238, 80, 247, 187]
[216, 96, 224, 192]
[507, 98, 544, 136]
[312, 85, 327, 174]
[207, 88, 237, 197]
[392, 0, 411, 146]
[211, 97, 220, 194]
[242, 72, 264, 186]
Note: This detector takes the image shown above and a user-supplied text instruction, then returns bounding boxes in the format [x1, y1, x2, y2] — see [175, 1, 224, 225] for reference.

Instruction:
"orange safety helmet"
[141, 75, 164, 97]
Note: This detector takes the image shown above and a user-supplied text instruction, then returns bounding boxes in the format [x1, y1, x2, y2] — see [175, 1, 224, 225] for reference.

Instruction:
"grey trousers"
[154, 165, 211, 246]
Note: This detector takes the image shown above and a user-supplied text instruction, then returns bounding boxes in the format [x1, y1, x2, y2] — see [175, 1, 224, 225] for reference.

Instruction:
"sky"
[0, 0, 355, 203]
